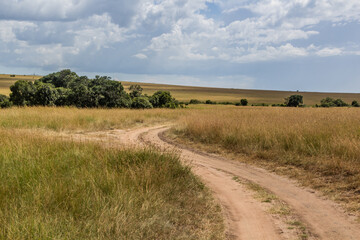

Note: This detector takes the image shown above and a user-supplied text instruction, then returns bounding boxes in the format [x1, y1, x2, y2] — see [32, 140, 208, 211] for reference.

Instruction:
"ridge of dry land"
[1, 74, 360, 105]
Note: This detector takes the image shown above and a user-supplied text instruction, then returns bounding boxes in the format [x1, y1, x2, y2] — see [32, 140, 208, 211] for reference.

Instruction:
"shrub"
[240, 99, 248, 106]
[351, 100, 359, 107]
[272, 103, 286, 107]
[189, 99, 202, 104]
[205, 100, 216, 104]
[320, 97, 348, 107]
[284, 95, 303, 107]
[150, 91, 179, 108]
[252, 103, 269, 106]
[0, 94, 12, 108]
[131, 97, 153, 109]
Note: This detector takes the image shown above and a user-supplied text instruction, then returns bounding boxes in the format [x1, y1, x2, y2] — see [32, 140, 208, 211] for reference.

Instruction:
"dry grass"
[0, 107, 187, 132]
[0, 128, 224, 239]
[0, 106, 226, 239]
[0, 74, 40, 95]
[121, 81, 360, 105]
[172, 106, 360, 214]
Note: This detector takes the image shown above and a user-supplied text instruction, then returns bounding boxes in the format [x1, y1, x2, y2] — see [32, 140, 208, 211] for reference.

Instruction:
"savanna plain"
[1, 75, 360, 239]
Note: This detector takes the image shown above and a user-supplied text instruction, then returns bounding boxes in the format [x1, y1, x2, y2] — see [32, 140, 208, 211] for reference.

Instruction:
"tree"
[284, 95, 303, 107]
[320, 97, 348, 107]
[33, 82, 59, 106]
[129, 85, 143, 98]
[240, 99, 248, 106]
[351, 100, 360, 107]
[0, 94, 12, 108]
[205, 100, 215, 104]
[8, 70, 178, 109]
[131, 97, 153, 109]
[9, 80, 36, 106]
[55, 87, 71, 106]
[333, 98, 348, 107]
[320, 97, 336, 107]
[39, 69, 78, 88]
[150, 91, 173, 108]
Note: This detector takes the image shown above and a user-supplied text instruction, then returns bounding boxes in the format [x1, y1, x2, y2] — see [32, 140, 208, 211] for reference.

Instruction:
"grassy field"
[121, 81, 360, 105]
[1, 74, 360, 105]
[0, 74, 40, 95]
[0, 129, 224, 239]
[171, 106, 360, 215]
[0, 107, 187, 132]
[1, 102, 360, 237]
[0, 107, 224, 239]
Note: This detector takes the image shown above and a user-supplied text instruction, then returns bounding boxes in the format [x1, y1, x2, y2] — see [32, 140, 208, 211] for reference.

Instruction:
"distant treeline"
[0, 71, 359, 109]
[188, 94, 360, 108]
[0, 70, 181, 109]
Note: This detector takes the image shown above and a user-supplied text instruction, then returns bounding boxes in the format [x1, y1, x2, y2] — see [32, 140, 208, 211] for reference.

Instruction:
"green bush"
[351, 100, 360, 107]
[189, 99, 202, 104]
[131, 97, 153, 109]
[284, 95, 303, 107]
[0, 94, 12, 108]
[240, 99, 248, 106]
[150, 91, 179, 108]
[320, 97, 348, 107]
[205, 100, 216, 104]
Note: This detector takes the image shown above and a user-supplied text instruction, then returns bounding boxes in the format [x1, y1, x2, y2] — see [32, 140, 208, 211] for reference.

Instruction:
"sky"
[1, 0, 360, 92]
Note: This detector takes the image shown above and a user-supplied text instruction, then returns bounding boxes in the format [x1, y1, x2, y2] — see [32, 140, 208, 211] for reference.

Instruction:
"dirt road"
[50, 125, 360, 239]
[119, 125, 360, 240]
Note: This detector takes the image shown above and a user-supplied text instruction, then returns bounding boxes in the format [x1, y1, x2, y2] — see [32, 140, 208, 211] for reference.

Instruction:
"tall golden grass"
[173, 107, 360, 212]
[0, 107, 186, 131]
[0, 129, 224, 239]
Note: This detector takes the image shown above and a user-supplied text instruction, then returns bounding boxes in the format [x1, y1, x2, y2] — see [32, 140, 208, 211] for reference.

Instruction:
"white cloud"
[316, 47, 343, 57]
[0, 0, 360, 75]
[133, 53, 148, 59]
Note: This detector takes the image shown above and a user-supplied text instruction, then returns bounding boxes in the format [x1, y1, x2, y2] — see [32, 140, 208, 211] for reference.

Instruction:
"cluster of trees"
[189, 99, 217, 105]
[0, 70, 180, 109]
[317, 97, 359, 108]
[189, 98, 249, 106]
[284, 95, 360, 108]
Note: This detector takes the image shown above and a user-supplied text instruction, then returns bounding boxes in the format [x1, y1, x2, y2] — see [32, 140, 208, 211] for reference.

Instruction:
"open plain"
[1, 75, 360, 239]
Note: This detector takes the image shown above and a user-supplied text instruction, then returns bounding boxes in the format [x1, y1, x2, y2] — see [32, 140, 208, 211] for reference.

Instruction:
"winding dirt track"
[118, 125, 360, 240]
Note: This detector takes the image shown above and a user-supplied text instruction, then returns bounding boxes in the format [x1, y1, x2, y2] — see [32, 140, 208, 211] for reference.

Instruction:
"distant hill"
[1, 74, 359, 105]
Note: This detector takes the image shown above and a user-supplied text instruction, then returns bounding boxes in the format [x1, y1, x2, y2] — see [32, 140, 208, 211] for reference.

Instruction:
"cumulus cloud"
[0, 0, 360, 78]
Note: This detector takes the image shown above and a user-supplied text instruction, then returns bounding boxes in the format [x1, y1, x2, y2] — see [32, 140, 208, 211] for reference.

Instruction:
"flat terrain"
[121, 81, 360, 105]
[1, 106, 360, 239]
[1, 74, 360, 105]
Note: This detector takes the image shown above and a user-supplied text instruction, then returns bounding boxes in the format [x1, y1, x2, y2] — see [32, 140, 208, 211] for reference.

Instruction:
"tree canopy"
[284, 95, 303, 107]
[6, 70, 180, 109]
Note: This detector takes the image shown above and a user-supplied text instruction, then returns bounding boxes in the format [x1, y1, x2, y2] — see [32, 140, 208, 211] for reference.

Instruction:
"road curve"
[119, 125, 360, 240]
[125, 126, 283, 240]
